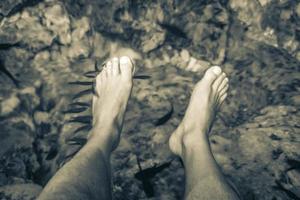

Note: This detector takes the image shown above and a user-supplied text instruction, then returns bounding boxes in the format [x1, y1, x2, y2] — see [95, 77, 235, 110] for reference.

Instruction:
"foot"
[90, 56, 134, 152]
[169, 66, 229, 157]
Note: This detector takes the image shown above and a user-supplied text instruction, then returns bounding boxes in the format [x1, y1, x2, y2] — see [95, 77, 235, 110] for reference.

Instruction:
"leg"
[38, 56, 134, 200]
[169, 66, 240, 200]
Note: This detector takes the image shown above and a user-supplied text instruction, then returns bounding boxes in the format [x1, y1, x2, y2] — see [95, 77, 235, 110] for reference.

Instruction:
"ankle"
[182, 132, 209, 152]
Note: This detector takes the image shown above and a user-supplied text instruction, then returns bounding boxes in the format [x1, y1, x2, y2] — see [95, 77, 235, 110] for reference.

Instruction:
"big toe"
[203, 66, 222, 83]
[120, 56, 135, 79]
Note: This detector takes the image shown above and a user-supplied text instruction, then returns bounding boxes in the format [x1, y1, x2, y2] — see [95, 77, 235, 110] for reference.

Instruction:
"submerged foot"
[90, 56, 134, 152]
[169, 66, 229, 157]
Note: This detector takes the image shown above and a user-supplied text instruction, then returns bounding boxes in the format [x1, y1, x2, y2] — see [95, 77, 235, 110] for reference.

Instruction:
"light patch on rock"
[0, 95, 20, 117]
[258, 0, 272, 6]
[44, 3, 71, 45]
[186, 57, 211, 72]
[71, 17, 90, 42]
[0, 183, 42, 200]
[34, 111, 50, 125]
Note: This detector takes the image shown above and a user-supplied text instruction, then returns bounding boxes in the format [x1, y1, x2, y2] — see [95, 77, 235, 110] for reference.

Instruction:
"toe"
[219, 84, 229, 99]
[212, 72, 226, 91]
[218, 77, 229, 93]
[218, 92, 228, 107]
[106, 61, 113, 76]
[112, 57, 120, 75]
[120, 56, 134, 80]
[203, 66, 222, 84]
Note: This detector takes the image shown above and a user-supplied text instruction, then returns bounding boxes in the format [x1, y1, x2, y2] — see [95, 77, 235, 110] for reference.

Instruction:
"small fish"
[67, 115, 92, 124]
[69, 102, 90, 108]
[135, 161, 172, 180]
[134, 156, 173, 198]
[67, 137, 87, 146]
[94, 61, 99, 72]
[158, 23, 188, 39]
[68, 81, 93, 86]
[72, 89, 93, 100]
[0, 42, 21, 50]
[133, 75, 151, 79]
[73, 124, 92, 134]
[0, 59, 19, 87]
[154, 103, 174, 126]
[45, 146, 58, 160]
[63, 106, 87, 114]
[83, 71, 97, 78]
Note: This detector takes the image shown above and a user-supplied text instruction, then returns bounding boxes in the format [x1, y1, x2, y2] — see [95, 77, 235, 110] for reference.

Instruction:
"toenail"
[212, 66, 222, 75]
[107, 61, 112, 66]
[120, 56, 129, 64]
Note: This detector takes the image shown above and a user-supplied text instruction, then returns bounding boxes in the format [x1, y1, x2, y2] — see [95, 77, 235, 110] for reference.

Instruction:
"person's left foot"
[90, 56, 134, 152]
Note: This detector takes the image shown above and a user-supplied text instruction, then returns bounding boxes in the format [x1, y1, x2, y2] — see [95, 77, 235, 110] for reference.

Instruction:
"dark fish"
[158, 23, 188, 39]
[67, 137, 87, 146]
[0, 59, 19, 87]
[275, 180, 299, 200]
[45, 146, 58, 160]
[72, 88, 93, 100]
[67, 115, 92, 124]
[62, 146, 81, 163]
[63, 106, 87, 114]
[69, 102, 90, 108]
[0, 42, 21, 50]
[1, 0, 42, 17]
[134, 156, 155, 197]
[135, 161, 172, 180]
[94, 61, 99, 72]
[141, 179, 154, 198]
[68, 81, 93, 86]
[83, 71, 97, 78]
[134, 157, 173, 198]
[154, 103, 174, 126]
[133, 75, 151, 79]
[73, 124, 92, 134]
[287, 159, 300, 170]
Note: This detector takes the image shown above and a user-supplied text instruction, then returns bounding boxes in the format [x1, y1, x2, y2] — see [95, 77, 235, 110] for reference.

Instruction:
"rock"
[139, 23, 166, 53]
[0, 0, 299, 199]
[0, 94, 20, 118]
[224, 105, 300, 199]
[17, 87, 40, 113]
[16, 10, 55, 51]
[0, 0, 42, 17]
[229, 0, 261, 27]
[33, 111, 49, 125]
[0, 183, 42, 200]
[258, 0, 272, 6]
[43, 3, 71, 45]
[180, 49, 190, 62]
[278, 169, 300, 199]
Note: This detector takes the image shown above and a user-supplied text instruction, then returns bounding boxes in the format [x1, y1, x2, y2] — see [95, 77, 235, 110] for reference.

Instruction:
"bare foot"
[169, 66, 229, 157]
[90, 56, 134, 152]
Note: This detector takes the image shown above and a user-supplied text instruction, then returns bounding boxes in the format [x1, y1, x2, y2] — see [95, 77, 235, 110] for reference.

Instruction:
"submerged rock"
[0, 183, 42, 200]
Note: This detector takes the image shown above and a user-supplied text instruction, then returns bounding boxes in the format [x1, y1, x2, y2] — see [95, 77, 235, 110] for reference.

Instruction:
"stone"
[258, 0, 272, 6]
[0, 183, 42, 200]
[43, 3, 71, 45]
[282, 169, 300, 198]
[33, 111, 50, 125]
[139, 23, 166, 53]
[180, 49, 190, 62]
[224, 105, 300, 199]
[0, 95, 20, 117]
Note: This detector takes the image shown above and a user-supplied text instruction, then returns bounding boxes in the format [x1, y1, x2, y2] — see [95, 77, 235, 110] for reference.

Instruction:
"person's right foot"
[169, 66, 229, 157]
